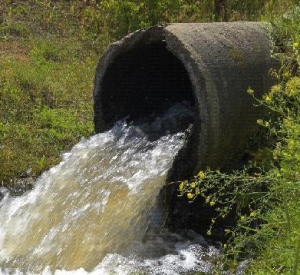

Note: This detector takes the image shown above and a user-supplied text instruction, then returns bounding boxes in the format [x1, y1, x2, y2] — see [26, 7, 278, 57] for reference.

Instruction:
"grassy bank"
[0, 37, 96, 180]
[1, 0, 300, 274]
[0, 1, 100, 181]
[179, 4, 300, 274]
[0, 0, 296, 181]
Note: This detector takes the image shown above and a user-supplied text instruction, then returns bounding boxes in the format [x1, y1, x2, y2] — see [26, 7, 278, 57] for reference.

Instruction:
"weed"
[179, 5, 300, 273]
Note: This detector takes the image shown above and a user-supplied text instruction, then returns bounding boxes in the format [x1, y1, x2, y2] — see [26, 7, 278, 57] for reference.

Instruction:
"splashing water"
[0, 102, 219, 274]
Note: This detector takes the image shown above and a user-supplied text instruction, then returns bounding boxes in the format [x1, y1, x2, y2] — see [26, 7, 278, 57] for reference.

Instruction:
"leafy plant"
[178, 5, 300, 273]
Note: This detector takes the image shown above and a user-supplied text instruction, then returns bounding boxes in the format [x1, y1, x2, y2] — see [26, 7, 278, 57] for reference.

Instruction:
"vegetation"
[179, 5, 300, 274]
[0, 0, 299, 274]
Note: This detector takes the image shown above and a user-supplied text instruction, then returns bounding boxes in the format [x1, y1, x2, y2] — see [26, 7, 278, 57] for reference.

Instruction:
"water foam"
[0, 102, 218, 274]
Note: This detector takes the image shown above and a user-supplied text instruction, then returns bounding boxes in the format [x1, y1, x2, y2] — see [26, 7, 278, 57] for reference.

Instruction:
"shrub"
[178, 4, 300, 273]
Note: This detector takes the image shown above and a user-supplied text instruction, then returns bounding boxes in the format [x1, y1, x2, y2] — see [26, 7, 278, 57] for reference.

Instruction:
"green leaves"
[178, 4, 300, 272]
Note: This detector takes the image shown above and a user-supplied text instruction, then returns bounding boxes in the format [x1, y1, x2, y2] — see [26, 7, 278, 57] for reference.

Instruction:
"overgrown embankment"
[0, 0, 296, 181]
[179, 6, 300, 274]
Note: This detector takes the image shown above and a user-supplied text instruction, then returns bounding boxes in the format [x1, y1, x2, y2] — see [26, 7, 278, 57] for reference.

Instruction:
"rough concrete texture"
[93, 22, 277, 173]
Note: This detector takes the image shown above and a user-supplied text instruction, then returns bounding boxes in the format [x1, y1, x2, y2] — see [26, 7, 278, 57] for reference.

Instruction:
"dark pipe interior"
[101, 42, 195, 126]
[100, 40, 207, 236]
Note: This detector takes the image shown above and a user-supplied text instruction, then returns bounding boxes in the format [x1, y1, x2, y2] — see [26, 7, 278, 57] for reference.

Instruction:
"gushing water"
[0, 103, 218, 274]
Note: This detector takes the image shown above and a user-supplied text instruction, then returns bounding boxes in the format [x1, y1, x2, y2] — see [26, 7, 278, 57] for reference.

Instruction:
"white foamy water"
[0, 103, 218, 274]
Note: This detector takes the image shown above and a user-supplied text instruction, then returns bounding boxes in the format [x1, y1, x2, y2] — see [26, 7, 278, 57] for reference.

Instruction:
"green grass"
[0, 0, 297, 181]
[0, 36, 95, 180]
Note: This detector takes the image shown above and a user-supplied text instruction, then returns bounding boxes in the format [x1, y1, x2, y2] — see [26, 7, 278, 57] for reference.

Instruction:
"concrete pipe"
[93, 22, 276, 176]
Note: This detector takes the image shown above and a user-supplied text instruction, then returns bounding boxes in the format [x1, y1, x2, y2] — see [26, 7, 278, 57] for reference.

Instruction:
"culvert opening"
[94, 39, 200, 180]
[100, 42, 196, 129]
[93, 22, 277, 238]
[96, 39, 201, 236]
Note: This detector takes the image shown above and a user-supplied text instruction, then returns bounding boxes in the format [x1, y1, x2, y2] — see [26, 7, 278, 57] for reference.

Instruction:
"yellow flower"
[247, 87, 254, 96]
[210, 201, 216, 206]
[179, 182, 184, 191]
[250, 211, 256, 218]
[257, 119, 269, 127]
[293, 42, 299, 49]
[190, 182, 196, 189]
[198, 171, 205, 179]
[187, 193, 194, 199]
[224, 229, 231, 233]
[264, 95, 271, 103]
[257, 119, 263, 125]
